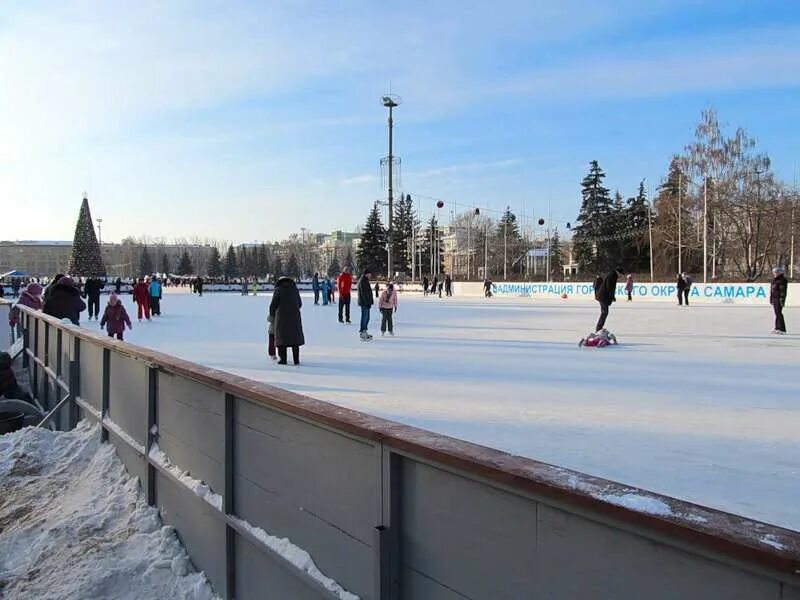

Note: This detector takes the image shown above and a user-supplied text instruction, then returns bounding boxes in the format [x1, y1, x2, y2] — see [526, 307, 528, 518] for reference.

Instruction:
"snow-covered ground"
[0, 421, 218, 600]
[114, 291, 799, 532]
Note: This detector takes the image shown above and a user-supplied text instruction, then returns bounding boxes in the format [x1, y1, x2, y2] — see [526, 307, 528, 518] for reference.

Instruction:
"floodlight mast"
[382, 95, 400, 279]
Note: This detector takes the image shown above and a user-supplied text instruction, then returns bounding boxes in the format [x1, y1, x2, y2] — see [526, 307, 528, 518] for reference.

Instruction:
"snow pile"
[148, 443, 223, 511]
[0, 422, 218, 600]
[759, 534, 786, 551]
[597, 492, 674, 517]
[231, 517, 359, 600]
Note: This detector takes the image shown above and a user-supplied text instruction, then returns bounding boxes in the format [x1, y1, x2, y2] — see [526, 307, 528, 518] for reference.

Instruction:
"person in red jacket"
[132, 277, 151, 321]
[100, 293, 133, 340]
[336, 266, 353, 324]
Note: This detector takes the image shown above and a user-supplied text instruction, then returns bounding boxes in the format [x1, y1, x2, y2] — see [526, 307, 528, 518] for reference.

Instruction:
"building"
[0, 241, 72, 277]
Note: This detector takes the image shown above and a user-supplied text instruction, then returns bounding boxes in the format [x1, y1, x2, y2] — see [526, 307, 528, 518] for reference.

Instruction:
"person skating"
[594, 267, 624, 332]
[269, 276, 305, 365]
[624, 274, 634, 302]
[422, 276, 429, 296]
[132, 278, 151, 321]
[378, 282, 398, 336]
[770, 266, 788, 334]
[328, 278, 335, 305]
[100, 293, 133, 340]
[676, 273, 687, 305]
[43, 273, 64, 304]
[337, 266, 353, 323]
[357, 268, 374, 341]
[430, 276, 438, 298]
[483, 278, 493, 298]
[241, 277, 249, 296]
[42, 276, 86, 325]
[444, 273, 452, 297]
[83, 277, 105, 320]
[149, 276, 163, 316]
[438, 280, 444, 298]
[321, 277, 331, 306]
[196, 276, 204, 297]
[682, 272, 692, 305]
[312, 273, 321, 305]
[115, 277, 122, 294]
[374, 281, 380, 299]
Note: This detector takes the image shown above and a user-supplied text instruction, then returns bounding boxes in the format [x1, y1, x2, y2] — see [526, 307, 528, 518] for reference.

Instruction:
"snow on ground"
[113, 290, 800, 532]
[0, 421, 218, 600]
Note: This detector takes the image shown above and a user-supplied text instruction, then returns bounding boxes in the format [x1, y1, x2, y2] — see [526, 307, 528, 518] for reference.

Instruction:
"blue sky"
[1, 1, 799, 243]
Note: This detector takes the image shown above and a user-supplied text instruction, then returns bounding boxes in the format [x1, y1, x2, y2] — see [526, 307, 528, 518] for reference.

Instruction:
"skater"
[677, 273, 688, 305]
[430, 276, 438, 299]
[312, 272, 320, 305]
[438, 280, 444, 298]
[594, 267, 624, 332]
[579, 329, 618, 347]
[374, 281, 380, 299]
[337, 267, 353, 323]
[444, 273, 452, 297]
[43, 273, 64, 303]
[328, 278, 335, 305]
[357, 268, 374, 340]
[115, 277, 122, 294]
[8, 282, 43, 328]
[42, 276, 86, 325]
[483, 278, 493, 298]
[196, 276, 204, 297]
[422, 276, 429, 296]
[149, 276, 163, 316]
[321, 277, 331, 306]
[241, 277, 249, 296]
[770, 266, 788, 334]
[83, 277, 104, 320]
[132, 278, 151, 321]
[267, 314, 277, 360]
[378, 282, 398, 336]
[269, 276, 304, 365]
[100, 293, 133, 340]
[682, 273, 692, 305]
[624, 274, 634, 302]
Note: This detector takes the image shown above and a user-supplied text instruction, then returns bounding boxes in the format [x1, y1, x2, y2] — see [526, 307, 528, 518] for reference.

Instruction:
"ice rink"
[116, 290, 799, 531]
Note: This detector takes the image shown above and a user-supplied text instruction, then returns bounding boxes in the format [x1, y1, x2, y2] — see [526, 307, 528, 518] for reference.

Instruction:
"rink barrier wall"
[453, 281, 800, 305]
[3, 299, 799, 600]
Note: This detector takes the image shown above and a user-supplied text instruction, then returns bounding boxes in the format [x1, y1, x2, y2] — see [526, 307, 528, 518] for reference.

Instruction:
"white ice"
[114, 290, 800, 532]
[0, 421, 218, 600]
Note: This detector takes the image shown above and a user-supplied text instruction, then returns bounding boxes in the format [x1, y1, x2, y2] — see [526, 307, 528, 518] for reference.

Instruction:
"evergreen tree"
[286, 254, 301, 278]
[177, 250, 193, 275]
[207, 247, 223, 278]
[419, 215, 444, 276]
[139, 246, 154, 276]
[572, 160, 615, 274]
[67, 195, 106, 276]
[493, 207, 524, 278]
[345, 249, 354, 270]
[238, 246, 249, 277]
[257, 244, 270, 278]
[356, 203, 387, 274]
[327, 255, 341, 278]
[549, 228, 564, 280]
[624, 181, 651, 272]
[160, 252, 170, 275]
[223, 245, 238, 279]
[392, 194, 417, 275]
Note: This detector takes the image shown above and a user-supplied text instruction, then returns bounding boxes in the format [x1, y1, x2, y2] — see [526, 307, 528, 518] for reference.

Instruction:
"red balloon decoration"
[436, 200, 445, 209]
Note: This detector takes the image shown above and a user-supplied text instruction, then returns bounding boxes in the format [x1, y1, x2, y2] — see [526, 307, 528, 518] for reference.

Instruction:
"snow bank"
[0, 422, 218, 600]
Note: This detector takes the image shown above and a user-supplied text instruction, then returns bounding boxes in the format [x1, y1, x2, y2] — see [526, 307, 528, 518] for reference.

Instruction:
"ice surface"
[114, 291, 800, 531]
[0, 421, 218, 599]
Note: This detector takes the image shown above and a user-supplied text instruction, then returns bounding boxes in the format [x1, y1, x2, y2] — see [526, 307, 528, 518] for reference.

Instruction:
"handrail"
[4, 299, 800, 581]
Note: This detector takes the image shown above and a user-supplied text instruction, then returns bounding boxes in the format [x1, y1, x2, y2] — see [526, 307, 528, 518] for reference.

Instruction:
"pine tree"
[139, 246, 154, 276]
[356, 203, 387, 274]
[160, 252, 170, 275]
[572, 160, 614, 274]
[286, 254, 300, 279]
[327, 255, 342, 278]
[67, 195, 106, 276]
[419, 215, 444, 276]
[177, 250, 193, 275]
[223, 245, 238, 279]
[207, 247, 223, 277]
[345, 249, 354, 270]
[549, 228, 564, 280]
[392, 194, 417, 275]
[257, 244, 270, 278]
[625, 181, 650, 272]
[493, 207, 524, 278]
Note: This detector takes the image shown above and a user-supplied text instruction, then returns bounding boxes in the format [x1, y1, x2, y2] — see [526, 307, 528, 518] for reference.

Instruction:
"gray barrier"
[4, 300, 799, 599]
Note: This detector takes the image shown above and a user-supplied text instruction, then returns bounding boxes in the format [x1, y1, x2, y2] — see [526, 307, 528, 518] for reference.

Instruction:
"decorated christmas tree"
[67, 195, 106, 276]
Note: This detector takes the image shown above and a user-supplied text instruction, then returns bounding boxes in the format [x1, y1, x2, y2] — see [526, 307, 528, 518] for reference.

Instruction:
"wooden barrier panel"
[5, 300, 799, 600]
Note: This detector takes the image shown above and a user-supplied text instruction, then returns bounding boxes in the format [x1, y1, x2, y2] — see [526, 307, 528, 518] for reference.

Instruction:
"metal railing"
[2, 299, 799, 599]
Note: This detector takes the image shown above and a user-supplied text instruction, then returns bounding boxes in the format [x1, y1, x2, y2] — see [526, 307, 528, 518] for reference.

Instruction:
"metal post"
[70, 338, 80, 429]
[374, 446, 400, 600]
[503, 213, 508, 281]
[703, 176, 708, 283]
[678, 172, 682, 275]
[101, 348, 110, 442]
[146, 366, 158, 506]
[386, 105, 394, 281]
[467, 209, 472, 280]
[791, 198, 796, 279]
[484, 223, 489, 279]
[648, 203, 654, 283]
[224, 392, 237, 600]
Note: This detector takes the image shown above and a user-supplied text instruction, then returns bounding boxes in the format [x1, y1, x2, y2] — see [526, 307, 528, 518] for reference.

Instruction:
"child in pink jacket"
[100, 293, 133, 340]
[378, 282, 398, 336]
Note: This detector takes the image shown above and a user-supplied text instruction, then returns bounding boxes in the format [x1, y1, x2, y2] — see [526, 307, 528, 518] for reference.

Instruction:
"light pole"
[703, 176, 708, 283]
[677, 172, 682, 275]
[381, 95, 400, 280]
[97, 218, 103, 246]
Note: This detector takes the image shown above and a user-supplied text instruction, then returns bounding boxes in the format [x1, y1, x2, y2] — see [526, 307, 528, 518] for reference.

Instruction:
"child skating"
[100, 293, 133, 340]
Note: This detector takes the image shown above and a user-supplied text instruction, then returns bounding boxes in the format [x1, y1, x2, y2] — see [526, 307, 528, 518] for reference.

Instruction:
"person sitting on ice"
[579, 329, 618, 348]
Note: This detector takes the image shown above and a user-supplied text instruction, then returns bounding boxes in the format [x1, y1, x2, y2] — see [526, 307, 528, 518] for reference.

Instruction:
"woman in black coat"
[42, 276, 86, 325]
[269, 277, 305, 365]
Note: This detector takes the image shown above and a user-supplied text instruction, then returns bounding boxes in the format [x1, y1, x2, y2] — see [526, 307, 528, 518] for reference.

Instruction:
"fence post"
[22, 314, 29, 368]
[374, 446, 401, 600]
[69, 337, 81, 429]
[33, 318, 39, 403]
[146, 365, 158, 506]
[224, 392, 236, 600]
[101, 348, 110, 442]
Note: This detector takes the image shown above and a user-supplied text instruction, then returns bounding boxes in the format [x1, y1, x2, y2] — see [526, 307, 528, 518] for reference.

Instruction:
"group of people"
[592, 265, 789, 336]
[266, 266, 401, 365]
[421, 273, 453, 298]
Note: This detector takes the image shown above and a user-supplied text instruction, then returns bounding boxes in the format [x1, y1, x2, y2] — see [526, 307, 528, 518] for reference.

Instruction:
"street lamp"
[381, 94, 401, 280]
